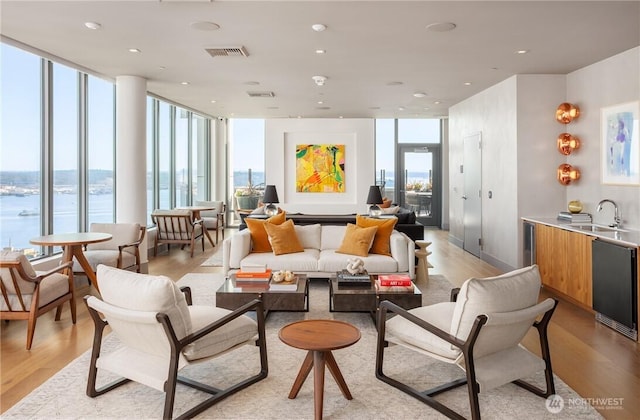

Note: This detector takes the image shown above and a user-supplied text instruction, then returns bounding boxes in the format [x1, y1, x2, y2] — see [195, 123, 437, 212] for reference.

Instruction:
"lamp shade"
[366, 185, 383, 205]
[263, 185, 279, 204]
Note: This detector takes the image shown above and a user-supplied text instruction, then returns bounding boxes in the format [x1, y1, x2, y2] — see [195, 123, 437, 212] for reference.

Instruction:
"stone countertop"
[522, 217, 640, 248]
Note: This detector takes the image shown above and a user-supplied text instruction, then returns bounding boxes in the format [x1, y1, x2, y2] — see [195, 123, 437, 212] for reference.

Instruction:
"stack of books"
[557, 212, 592, 223]
[336, 270, 371, 286]
[375, 274, 414, 292]
[235, 267, 272, 282]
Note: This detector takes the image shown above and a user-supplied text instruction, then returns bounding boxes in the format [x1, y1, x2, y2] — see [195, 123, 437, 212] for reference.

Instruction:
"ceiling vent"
[205, 46, 249, 58]
[247, 91, 275, 98]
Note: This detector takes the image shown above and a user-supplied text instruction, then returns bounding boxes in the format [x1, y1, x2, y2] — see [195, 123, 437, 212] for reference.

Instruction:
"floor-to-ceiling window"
[51, 63, 79, 234]
[87, 75, 115, 224]
[0, 41, 213, 259]
[0, 44, 42, 254]
[375, 118, 442, 227]
[228, 119, 265, 224]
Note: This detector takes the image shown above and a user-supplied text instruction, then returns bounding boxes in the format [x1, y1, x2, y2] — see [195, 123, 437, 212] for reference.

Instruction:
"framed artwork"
[601, 101, 640, 185]
[295, 144, 345, 192]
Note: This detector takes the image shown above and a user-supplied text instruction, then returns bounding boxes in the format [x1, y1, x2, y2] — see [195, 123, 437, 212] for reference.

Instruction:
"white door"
[463, 133, 482, 257]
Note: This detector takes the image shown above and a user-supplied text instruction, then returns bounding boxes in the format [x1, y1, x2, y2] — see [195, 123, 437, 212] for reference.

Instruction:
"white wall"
[265, 119, 375, 214]
[565, 47, 640, 228]
[448, 47, 640, 270]
[449, 75, 567, 270]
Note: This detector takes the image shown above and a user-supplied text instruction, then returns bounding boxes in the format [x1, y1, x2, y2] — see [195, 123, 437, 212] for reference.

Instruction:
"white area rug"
[3, 274, 602, 419]
[200, 246, 224, 267]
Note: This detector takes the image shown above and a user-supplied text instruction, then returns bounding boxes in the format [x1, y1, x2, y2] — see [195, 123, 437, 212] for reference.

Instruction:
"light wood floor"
[1, 228, 639, 418]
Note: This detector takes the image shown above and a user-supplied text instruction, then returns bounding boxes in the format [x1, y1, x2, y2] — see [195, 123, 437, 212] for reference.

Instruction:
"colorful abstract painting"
[296, 144, 345, 192]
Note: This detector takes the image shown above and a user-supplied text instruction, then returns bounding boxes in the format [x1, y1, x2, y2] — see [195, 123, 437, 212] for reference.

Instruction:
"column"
[116, 75, 148, 265]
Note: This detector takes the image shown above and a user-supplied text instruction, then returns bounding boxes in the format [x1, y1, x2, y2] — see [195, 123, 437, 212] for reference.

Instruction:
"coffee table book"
[377, 274, 412, 286]
[374, 278, 414, 292]
[336, 270, 371, 286]
[269, 277, 299, 292]
[234, 268, 272, 281]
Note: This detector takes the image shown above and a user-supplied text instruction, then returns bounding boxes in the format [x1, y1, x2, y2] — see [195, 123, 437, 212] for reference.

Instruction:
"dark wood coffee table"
[279, 319, 361, 420]
[216, 273, 309, 316]
[329, 275, 422, 322]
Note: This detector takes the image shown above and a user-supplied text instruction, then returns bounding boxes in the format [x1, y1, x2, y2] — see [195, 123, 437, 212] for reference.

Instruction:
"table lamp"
[366, 185, 383, 218]
[263, 185, 280, 216]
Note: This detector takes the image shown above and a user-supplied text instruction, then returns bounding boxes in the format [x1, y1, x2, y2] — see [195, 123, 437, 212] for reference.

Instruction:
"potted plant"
[234, 183, 263, 210]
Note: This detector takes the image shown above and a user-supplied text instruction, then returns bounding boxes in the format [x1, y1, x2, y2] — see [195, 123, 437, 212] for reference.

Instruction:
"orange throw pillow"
[336, 224, 378, 257]
[264, 219, 304, 255]
[245, 211, 286, 252]
[356, 214, 397, 256]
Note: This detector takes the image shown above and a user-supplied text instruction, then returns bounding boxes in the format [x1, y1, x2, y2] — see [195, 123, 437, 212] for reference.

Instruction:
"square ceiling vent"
[205, 46, 249, 58]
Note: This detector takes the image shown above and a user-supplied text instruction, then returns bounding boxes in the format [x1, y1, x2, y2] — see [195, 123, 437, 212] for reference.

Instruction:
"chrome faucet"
[596, 199, 621, 228]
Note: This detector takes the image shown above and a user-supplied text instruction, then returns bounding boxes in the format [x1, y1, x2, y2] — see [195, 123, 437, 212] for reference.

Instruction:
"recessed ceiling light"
[434, 101, 441, 105]
[423, 107, 430, 110]
[315, 49, 326, 54]
[317, 101, 324, 104]
[312, 23, 327, 32]
[190, 21, 220, 31]
[181, 81, 189, 85]
[515, 50, 529, 54]
[387, 81, 403, 86]
[464, 82, 472, 86]
[413, 92, 427, 98]
[158, 66, 166, 70]
[128, 48, 141, 53]
[210, 100, 216, 103]
[398, 107, 405, 111]
[84, 22, 101, 30]
[426, 22, 457, 32]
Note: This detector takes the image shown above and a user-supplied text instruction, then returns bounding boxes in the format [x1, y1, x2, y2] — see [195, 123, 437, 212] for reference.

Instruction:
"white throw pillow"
[294, 224, 322, 249]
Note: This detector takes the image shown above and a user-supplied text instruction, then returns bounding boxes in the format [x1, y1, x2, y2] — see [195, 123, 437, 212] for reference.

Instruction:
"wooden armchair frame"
[152, 210, 205, 257]
[0, 259, 76, 349]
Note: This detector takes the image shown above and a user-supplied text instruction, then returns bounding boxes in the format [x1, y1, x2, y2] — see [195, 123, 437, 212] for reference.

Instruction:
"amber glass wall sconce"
[557, 133, 580, 155]
[557, 163, 581, 185]
[556, 103, 580, 124]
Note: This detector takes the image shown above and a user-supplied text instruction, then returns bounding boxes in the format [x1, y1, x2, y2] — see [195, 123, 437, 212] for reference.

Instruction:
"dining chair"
[0, 250, 76, 350]
[151, 209, 205, 257]
[195, 200, 226, 244]
[376, 265, 558, 419]
[72, 223, 146, 276]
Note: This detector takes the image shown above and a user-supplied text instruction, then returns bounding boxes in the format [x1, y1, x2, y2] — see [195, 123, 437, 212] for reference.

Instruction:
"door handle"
[462, 195, 468, 200]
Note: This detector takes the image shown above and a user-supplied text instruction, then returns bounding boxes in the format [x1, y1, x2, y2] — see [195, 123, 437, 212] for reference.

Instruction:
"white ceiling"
[1, 1, 639, 119]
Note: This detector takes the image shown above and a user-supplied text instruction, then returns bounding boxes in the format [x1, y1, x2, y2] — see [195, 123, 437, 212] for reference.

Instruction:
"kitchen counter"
[522, 217, 640, 248]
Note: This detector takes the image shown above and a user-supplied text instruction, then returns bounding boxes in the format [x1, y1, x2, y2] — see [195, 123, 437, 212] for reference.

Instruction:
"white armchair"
[376, 265, 557, 419]
[72, 223, 145, 276]
[85, 265, 268, 419]
[1, 250, 76, 349]
[195, 200, 225, 244]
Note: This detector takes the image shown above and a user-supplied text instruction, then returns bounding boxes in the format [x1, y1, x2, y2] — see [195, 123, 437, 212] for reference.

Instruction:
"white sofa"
[222, 224, 415, 279]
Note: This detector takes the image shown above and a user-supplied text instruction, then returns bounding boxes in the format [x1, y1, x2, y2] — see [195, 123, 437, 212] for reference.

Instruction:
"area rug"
[3, 274, 602, 419]
[200, 246, 224, 267]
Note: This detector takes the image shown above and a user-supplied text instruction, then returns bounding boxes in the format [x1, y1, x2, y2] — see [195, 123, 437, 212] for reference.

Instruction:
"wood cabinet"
[535, 223, 593, 308]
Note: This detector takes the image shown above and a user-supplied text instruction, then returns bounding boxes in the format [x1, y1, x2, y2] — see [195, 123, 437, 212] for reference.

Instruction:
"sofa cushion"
[240, 249, 320, 272]
[395, 207, 416, 224]
[335, 223, 378, 257]
[356, 215, 397, 256]
[294, 224, 321, 249]
[245, 211, 286, 252]
[380, 205, 400, 215]
[318, 250, 399, 273]
[264, 219, 304, 255]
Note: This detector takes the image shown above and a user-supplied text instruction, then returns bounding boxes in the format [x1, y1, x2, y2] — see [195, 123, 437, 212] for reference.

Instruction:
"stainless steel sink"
[570, 224, 629, 233]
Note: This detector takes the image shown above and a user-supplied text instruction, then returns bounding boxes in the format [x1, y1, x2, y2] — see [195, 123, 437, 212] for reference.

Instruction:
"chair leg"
[26, 315, 37, 350]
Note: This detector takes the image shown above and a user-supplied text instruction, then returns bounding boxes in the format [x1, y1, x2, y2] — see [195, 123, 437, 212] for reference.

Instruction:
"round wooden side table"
[279, 319, 361, 420]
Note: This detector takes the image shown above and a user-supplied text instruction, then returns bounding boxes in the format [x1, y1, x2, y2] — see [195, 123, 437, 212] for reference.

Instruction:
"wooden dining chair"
[0, 250, 76, 350]
[151, 209, 205, 257]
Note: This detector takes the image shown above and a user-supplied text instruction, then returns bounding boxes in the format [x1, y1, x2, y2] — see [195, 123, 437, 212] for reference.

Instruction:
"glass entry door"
[397, 144, 441, 227]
